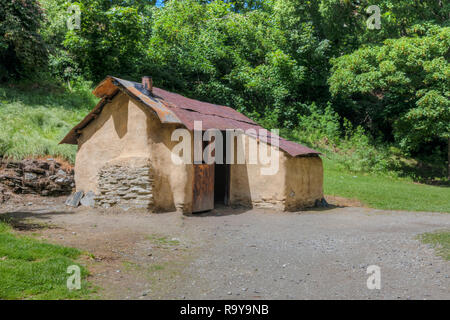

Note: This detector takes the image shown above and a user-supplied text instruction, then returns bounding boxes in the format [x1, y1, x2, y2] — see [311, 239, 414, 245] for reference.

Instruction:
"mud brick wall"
[94, 164, 154, 210]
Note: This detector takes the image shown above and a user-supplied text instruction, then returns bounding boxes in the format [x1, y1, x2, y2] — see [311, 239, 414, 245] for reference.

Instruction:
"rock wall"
[93, 164, 154, 210]
[0, 158, 74, 196]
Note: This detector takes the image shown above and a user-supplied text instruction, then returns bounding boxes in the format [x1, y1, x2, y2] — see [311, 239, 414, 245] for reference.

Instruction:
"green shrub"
[287, 103, 395, 174]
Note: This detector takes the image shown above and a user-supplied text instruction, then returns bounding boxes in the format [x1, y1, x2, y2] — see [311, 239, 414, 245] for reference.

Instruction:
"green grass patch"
[0, 82, 97, 163]
[0, 221, 93, 299]
[146, 234, 180, 247]
[324, 159, 450, 213]
[418, 231, 450, 261]
[148, 264, 165, 272]
[122, 260, 142, 272]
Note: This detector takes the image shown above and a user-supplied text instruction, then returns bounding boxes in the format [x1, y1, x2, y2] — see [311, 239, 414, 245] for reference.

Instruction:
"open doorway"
[214, 130, 229, 206]
[192, 131, 230, 213]
[214, 163, 229, 205]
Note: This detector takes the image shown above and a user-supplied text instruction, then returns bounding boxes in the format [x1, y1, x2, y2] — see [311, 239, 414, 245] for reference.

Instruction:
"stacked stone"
[0, 158, 74, 196]
[94, 164, 154, 210]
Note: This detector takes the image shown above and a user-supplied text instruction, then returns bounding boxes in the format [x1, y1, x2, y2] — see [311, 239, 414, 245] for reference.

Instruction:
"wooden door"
[192, 164, 215, 213]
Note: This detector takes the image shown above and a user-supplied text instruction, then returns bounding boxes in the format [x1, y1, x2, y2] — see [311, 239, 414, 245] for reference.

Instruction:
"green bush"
[286, 103, 395, 174]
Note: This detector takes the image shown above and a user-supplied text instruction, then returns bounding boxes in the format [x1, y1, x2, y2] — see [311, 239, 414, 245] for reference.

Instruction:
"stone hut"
[60, 76, 324, 213]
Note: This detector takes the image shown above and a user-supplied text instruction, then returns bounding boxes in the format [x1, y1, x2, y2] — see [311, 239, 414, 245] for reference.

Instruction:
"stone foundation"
[94, 164, 154, 210]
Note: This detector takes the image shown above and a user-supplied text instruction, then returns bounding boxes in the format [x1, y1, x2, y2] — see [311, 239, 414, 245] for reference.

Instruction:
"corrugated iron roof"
[60, 76, 320, 157]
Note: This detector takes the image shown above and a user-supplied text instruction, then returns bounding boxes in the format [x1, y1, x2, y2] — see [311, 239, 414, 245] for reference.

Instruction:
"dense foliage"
[329, 26, 449, 156]
[63, 0, 151, 81]
[0, 0, 448, 179]
[0, 0, 47, 80]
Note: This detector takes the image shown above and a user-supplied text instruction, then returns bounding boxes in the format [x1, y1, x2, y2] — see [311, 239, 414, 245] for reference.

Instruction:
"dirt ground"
[0, 194, 449, 300]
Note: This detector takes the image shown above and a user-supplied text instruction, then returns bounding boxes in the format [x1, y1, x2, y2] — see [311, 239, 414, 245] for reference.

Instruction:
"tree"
[63, 0, 151, 81]
[329, 26, 450, 177]
[0, 0, 47, 80]
[146, 0, 334, 127]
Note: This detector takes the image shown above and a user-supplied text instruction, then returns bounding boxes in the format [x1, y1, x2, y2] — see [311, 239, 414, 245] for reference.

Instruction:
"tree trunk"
[448, 137, 450, 180]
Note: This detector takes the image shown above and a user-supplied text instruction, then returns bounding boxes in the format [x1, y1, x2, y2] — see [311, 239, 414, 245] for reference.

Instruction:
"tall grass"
[0, 81, 98, 163]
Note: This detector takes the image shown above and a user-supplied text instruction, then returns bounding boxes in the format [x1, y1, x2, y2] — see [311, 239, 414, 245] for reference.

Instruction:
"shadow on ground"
[184, 204, 252, 218]
[0, 210, 73, 230]
[184, 201, 343, 217]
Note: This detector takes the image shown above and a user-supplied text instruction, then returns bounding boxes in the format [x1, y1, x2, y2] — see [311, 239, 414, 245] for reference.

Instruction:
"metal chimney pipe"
[142, 76, 152, 94]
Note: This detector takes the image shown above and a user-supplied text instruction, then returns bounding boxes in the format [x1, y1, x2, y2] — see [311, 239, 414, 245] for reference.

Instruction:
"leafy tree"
[0, 0, 47, 80]
[63, 0, 151, 81]
[205, 0, 265, 12]
[271, 0, 448, 66]
[329, 27, 450, 177]
[147, 0, 333, 127]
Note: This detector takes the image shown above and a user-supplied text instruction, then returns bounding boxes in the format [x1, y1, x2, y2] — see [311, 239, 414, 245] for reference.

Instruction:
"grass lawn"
[0, 222, 93, 299]
[419, 231, 450, 261]
[324, 159, 450, 213]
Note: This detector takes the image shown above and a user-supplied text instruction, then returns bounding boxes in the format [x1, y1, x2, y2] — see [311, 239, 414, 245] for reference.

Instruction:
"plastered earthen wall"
[284, 156, 323, 211]
[75, 92, 193, 212]
[228, 135, 285, 209]
[229, 135, 323, 210]
[75, 92, 150, 194]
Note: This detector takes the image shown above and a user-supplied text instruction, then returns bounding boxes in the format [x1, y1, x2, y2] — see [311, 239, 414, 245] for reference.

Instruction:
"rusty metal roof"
[60, 76, 320, 157]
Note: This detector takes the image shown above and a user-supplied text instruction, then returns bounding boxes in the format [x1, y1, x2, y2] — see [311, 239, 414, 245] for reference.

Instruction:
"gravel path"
[1, 197, 449, 300]
[179, 207, 449, 299]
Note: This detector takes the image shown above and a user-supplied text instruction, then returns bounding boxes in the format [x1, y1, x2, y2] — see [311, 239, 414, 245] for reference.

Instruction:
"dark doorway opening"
[213, 130, 229, 205]
[214, 163, 229, 205]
